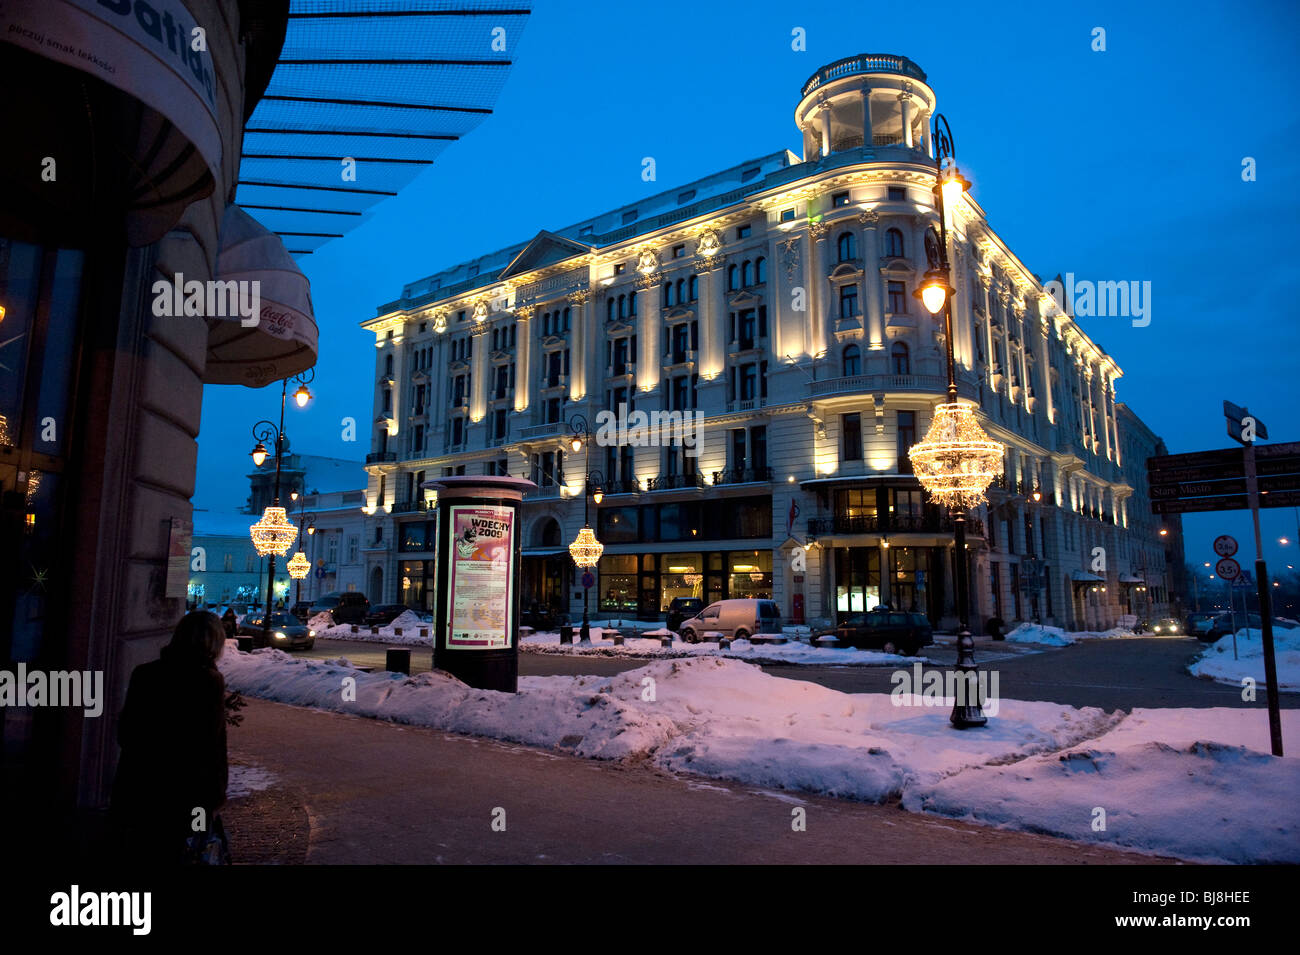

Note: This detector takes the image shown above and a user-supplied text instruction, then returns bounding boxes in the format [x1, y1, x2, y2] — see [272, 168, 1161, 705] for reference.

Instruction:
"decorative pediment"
[490, 349, 513, 364]
[448, 359, 470, 373]
[411, 370, 429, 384]
[829, 262, 861, 281]
[663, 305, 697, 323]
[879, 256, 915, 274]
[540, 334, 567, 349]
[605, 319, 636, 335]
[727, 289, 764, 308]
[499, 230, 593, 281]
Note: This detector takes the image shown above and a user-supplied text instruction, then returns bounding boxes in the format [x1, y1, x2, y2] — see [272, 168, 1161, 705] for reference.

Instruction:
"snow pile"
[1004, 623, 1074, 646]
[914, 707, 1300, 864]
[219, 642, 1300, 862]
[307, 612, 334, 631]
[1188, 627, 1300, 692]
[313, 613, 433, 646]
[521, 628, 915, 666]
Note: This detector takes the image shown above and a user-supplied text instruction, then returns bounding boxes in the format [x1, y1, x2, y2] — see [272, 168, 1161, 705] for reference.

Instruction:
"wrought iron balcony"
[806, 513, 986, 537]
[604, 478, 641, 495]
[365, 451, 397, 464]
[645, 472, 706, 491]
[390, 500, 429, 514]
[518, 421, 565, 440]
[712, 467, 774, 486]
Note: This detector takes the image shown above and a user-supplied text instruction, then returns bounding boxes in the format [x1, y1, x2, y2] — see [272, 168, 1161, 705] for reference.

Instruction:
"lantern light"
[294, 383, 313, 408]
[251, 441, 269, 467]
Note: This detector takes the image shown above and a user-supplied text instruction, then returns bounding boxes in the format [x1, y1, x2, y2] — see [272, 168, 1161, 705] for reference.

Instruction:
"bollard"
[237, 635, 254, 653]
[613, 635, 624, 646]
[370, 625, 379, 635]
[394, 627, 403, 636]
[420, 627, 429, 638]
[660, 635, 673, 648]
[560, 624, 573, 645]
[719, 638, 731, 650]
[350, 625, 359, 634]
[386, 647, 411, 675]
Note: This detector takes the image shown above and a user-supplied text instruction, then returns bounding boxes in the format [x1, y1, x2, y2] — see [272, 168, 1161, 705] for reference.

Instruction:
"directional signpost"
[1146, 403, 1285, 756]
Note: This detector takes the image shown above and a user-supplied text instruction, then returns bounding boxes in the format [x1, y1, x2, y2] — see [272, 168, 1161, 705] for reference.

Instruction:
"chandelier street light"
[568, 459, 606, 643]
[247, 367, 315, 648]
[906, 114, 1003, 728]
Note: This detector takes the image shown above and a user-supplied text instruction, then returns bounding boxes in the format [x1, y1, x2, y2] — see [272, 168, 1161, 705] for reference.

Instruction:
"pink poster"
[445, 505, 514, 648]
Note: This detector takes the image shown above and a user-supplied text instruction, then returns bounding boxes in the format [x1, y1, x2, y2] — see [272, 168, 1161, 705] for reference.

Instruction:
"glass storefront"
[400, 559, 434, 609]
[727, 550, 772, 600]
[660, 553, 704, 609]
[598, 554, 638, 613]
[834, 547, 881, 614]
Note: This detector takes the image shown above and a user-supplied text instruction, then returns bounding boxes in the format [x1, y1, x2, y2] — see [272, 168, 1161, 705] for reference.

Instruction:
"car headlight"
[274, 631, 286, 640]
[309, 629, 316, 637]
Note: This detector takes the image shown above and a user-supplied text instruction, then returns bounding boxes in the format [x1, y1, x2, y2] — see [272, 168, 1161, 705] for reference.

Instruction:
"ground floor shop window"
[728, 550, 772, 600]
[401, 559, 434, 609]
[598, 554, 638, 613]
[834, 547, 881, 614]
[660, 552, 705, 609]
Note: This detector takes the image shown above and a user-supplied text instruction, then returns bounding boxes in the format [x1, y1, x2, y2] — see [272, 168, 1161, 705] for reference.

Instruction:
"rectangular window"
[677, 190, 696, 204]
[730, 428, 747, 469]
[839, 285, 859, 319]
[832, 191, 851, 207]
[751, 426, 767, 470]
[842, 413, 862, 461]
[780, 208, 795, 222]
[888, 186, 906, 201]
[622, 209, 637, 224]
[887, 281, 908, 314]
[897, 411, 916, 473]
[672, 243, 686, 258]
[736, 224, 752, 239]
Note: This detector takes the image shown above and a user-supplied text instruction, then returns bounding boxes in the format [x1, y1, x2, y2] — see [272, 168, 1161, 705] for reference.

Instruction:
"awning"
[0, 0, 224, 246]
[205, 205, 318, 388]
[237, 1, 531, 257]
[1071, 570, 1105, 583]
[1119, 574, 1145, 584]
[522, 548, 569, 557]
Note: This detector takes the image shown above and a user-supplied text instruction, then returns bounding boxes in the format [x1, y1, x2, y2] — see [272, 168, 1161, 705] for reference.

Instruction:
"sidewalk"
[226, 697, 1173, 865]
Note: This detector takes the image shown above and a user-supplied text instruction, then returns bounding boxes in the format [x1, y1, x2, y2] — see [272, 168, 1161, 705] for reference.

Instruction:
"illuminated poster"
[445, 505, 514, 648]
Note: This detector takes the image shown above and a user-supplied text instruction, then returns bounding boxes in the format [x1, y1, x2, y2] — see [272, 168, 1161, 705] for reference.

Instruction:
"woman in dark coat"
[221, 607, 237, 640]
[111, 610, 229, 864]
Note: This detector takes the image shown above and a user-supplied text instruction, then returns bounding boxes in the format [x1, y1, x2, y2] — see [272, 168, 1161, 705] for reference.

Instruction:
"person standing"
[111, 611, 230, 864]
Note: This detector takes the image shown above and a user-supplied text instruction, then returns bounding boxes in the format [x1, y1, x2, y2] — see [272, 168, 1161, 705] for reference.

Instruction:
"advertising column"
[426, 475, 536, 692]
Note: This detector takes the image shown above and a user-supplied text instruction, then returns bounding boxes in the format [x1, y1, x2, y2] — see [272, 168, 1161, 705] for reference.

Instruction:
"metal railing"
[645, 472, 706, 491]
[365, 451, 397, 464]
[801, 54, 928, 97]
[712, 467, 774, 486]
[806, 514, 986, 536]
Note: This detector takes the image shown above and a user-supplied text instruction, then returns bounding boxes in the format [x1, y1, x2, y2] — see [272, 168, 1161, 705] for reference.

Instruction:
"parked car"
[310, 591, 370, 624]
[238, 611, 316, 650]
[678, 599, 781, 643]
[363, 604, 411, 627]
[520, 605, 567, 630]
[1150, 617, 1183, 636]
[1201, 612, 1297, 642]
[289, 601, 314, 623]
[1184, 613, 1214, 637]
[818, 609, 933, 655]
[665, 597, 705, 633]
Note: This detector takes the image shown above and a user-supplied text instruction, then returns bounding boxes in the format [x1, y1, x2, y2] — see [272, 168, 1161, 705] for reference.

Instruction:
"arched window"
[842, 344, 861, 377]
[891, 341, 910, 375]
[629, 290, 638, 316]
[688, 274, 698, 301]
[618, 295, 627, 319]
[607, 297, 616, 322]
[756, 257, 766, 284]
[676, 278, 685, 304]
[727, 264, 738, 291]
[742, 260, 754, 286]
[837, 232, 857, 262]
[663, 282, 673, 308]
[885, 228, 904, 258]
[562, 307, 571, 332]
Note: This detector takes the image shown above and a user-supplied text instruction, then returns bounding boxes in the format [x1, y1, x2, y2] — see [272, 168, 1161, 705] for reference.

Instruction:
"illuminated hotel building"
[361, 53, 1180, 632]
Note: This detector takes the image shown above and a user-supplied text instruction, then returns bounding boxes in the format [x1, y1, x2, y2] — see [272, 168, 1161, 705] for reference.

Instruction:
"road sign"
[1214, 535, 1238, 557]
[1231, 570, 1255, 590]
[1152, 494, 1249, 514]
[581, 570, 595, 589]
[1148, 457, 1300, 485]
[1225, 400, 1269, 445]
[1216, 557, 1241, 580]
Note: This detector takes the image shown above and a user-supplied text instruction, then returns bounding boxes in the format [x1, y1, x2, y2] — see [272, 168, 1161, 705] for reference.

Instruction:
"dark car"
[289, 601, 314, 623]
[665, 597, 705, 633]
[238, 611, 316, 650]
[310, 591, 370, 624]
[520, 606, 567, 630]
[1184, 613, 1214, 638]
[1202, 612, 1296, 642]
[363, 604, 411, 627]
[819, 609, 933, 655]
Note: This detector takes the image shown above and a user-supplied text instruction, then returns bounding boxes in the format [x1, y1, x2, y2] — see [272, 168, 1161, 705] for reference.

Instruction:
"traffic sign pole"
[1245, 442, 1284, 756]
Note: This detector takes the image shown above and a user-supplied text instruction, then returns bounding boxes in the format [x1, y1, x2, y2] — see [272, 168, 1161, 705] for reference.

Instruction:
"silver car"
[679, 599, 781, 642]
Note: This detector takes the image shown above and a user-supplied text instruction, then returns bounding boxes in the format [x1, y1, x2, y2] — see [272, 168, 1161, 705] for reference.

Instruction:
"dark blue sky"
[196, 0, 1300, 572]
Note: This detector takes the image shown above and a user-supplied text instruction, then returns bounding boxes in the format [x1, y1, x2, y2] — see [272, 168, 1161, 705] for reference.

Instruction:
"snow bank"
[520, 628, 915, 666]
[1188, 627, 1300, 692]
[914, 706, 1300, 864]
[313, 612, 433, 646]
[1004, 623, 1074, 646]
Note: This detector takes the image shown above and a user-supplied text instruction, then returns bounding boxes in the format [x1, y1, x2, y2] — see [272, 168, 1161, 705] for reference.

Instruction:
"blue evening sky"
[195, 0, 1300, 575]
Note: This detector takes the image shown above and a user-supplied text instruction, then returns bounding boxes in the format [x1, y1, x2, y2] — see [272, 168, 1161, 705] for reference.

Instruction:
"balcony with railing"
[365, 451, 397, 464]
[663, 349, 697, 368]
[518, 420, 565, 440]
[540, 373, 568, 390]
[645, 472, 706, 492]
[712, 466, 774, 486]
[800, 54, 928, 98]
[727, 397, 766, 413]
[606, 362, 635, 378]
[390, 500, 429, 514]
[524, 482, 563, 500]
[603, 478, 642, 495]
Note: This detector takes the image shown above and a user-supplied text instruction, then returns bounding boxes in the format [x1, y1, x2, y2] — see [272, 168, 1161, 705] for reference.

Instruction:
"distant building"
[190, 442, 369, 608]
[359, 52, 1178, 632]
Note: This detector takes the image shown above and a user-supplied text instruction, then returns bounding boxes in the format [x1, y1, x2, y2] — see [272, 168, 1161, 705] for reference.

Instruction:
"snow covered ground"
[520, 628, 918, 666]
[1188, 626, 1300, 692]
[218, 643, 1300, 863]
[310, 610, 432, 646]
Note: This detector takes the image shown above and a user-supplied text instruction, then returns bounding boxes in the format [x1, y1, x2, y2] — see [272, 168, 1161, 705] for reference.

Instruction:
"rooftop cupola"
[795, 54, 937, 161]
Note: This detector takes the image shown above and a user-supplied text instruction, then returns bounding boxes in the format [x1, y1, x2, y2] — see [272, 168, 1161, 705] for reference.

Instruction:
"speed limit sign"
[1213, 535, 1238, 558]
[1216, 557, 1241, 581]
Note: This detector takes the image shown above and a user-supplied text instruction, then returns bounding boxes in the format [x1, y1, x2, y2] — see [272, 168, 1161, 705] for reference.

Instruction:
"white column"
[470, 323, 489, 422]
[860, 85, 873, 144]
[514, 307, 532, 412]
[820, 105, 832, 157]
[637, 276, 661, 395]
[898, 93, 913, 148]
[809, 221, 830, 357]
[860, 210, 885, 349]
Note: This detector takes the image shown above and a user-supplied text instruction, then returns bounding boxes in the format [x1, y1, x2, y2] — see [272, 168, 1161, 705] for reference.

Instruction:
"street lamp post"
[906, 114, 1004, 729]
[566, 414, 606, 643]
[248, 369, 314, 648]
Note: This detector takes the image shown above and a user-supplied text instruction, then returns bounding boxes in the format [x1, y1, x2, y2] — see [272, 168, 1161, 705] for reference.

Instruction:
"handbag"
[185, 814, 232, 865]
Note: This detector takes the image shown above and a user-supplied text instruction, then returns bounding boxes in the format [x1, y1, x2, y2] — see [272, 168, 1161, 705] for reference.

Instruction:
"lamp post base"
[950, 627, 987, 728]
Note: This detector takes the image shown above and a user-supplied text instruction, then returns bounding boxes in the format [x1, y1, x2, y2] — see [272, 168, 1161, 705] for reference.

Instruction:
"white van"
[679, 599, 781, 642]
